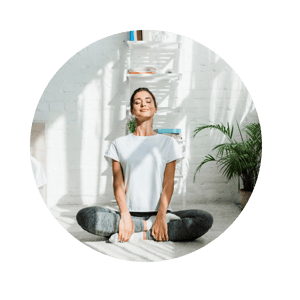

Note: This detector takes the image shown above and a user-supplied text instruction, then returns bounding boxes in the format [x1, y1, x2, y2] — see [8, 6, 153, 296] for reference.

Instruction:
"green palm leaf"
[193, 154, 216, 183]
[193, 122, 234, 143]
[193, 121, 262, 192]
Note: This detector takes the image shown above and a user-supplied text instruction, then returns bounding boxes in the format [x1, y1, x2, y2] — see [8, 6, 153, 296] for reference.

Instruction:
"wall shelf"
[126, 35, 186, 208]
[127, 73, 182, 81]
[175, 140, 186, 143]
[127, 41, 181, 49]
[175, 175, 183, 178]
[126, 106, 183, 113]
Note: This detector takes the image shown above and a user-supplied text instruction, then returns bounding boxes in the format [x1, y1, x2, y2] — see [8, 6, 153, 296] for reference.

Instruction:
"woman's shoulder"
[113, 133, 172, 144]
[112, 134, 132, 144]
[159, 134, 176, 142]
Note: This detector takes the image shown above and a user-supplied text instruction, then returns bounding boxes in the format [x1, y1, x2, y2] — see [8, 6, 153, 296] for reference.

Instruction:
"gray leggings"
[76, 206, 213, 242]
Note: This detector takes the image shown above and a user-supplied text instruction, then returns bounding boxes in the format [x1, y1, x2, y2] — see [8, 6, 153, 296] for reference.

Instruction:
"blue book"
[130, 31, 134, 41]
[157, 128, 181, 134]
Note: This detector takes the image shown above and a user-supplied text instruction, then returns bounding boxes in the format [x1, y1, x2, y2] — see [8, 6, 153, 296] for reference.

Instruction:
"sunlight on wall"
[181, 37, 194, 88]
[227, 73, 243, 126]
[47, 114, 68, 202]
[104, 62, 115, 84]
[209, 77, 219, 125]
[40, 32, 259, 207]
[100, 66, 113, 198]
[78, 79, 102, 204]
[241, 93, 256, 124]
[214, 54, 221, 64]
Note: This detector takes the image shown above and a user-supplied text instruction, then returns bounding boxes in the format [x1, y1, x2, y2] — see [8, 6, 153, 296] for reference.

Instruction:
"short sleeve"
[166, 137, 184, 164]
[104, 141, 120, 166]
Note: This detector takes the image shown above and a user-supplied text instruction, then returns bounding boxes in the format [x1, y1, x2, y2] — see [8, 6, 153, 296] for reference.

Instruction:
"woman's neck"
[133, 127, 157, 137]
[133, 117, 157, 136]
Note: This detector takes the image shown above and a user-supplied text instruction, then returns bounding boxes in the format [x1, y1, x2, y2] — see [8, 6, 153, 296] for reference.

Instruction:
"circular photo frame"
[30, 30, 262, 262]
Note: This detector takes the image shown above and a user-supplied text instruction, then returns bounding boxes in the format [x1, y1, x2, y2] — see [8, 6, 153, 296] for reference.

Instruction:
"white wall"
[32, 31, 259, 208]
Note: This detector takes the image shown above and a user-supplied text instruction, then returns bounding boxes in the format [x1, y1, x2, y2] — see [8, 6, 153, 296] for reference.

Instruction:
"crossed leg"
[148, 209, 214, 242]
[76, 207, 213, 242]
[76, 206, 145, 237]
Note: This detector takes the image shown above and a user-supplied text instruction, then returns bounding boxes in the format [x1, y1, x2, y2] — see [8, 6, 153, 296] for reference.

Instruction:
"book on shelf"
[128, 67, 157, 74]
[130, 31, 134, 41]
[137, 30, 142, 41]
[142, 30, 152, 41]
[156, 128, 181, 134]
[129, 30, 143, 41]
[154, 129, 183, 141]
[162, 133, 182, 141]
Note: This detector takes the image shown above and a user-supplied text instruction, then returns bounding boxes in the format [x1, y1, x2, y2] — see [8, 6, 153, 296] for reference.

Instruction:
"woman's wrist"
[120, 210, 131, 218]
[156, 210, 167, 219]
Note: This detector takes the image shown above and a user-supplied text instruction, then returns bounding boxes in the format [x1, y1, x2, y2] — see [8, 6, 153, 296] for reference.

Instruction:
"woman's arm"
[151, 160, 176, 241]
[112, 159, 135, 242]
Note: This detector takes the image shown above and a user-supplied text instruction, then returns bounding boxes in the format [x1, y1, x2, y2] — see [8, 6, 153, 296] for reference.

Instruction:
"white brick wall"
[32, 31, 259, 208]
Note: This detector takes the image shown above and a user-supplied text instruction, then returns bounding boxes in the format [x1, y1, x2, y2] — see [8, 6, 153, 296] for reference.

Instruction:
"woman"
[76, 87, 213, 243]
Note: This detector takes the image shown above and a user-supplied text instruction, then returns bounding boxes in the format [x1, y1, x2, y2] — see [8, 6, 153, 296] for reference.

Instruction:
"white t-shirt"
[104, 133, 184, 212]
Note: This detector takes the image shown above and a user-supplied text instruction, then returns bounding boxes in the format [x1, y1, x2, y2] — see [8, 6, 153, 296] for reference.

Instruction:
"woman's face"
[131, 91, 157, 119]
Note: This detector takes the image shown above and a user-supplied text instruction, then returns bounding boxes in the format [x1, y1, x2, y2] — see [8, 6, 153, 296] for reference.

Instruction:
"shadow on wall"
[34, 33, 130, 207]
[31, 31, 258, 209]
[30, 122, 47, 203]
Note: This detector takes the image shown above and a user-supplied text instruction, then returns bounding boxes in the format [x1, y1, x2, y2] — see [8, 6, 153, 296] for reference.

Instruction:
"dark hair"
[130, 88, 157, 112]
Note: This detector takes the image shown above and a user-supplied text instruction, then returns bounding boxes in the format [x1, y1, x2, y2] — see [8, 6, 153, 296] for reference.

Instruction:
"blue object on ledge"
[157, 129, 181, 134]
[130, 31, 134, 41]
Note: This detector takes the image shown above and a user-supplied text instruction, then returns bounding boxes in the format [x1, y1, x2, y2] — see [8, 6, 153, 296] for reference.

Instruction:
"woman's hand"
[151, 213, 169, 242]
[118, 212, 135, 242]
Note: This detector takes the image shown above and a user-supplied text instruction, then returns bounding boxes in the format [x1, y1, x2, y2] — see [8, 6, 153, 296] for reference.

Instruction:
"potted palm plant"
[193, 121, 262, 209]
